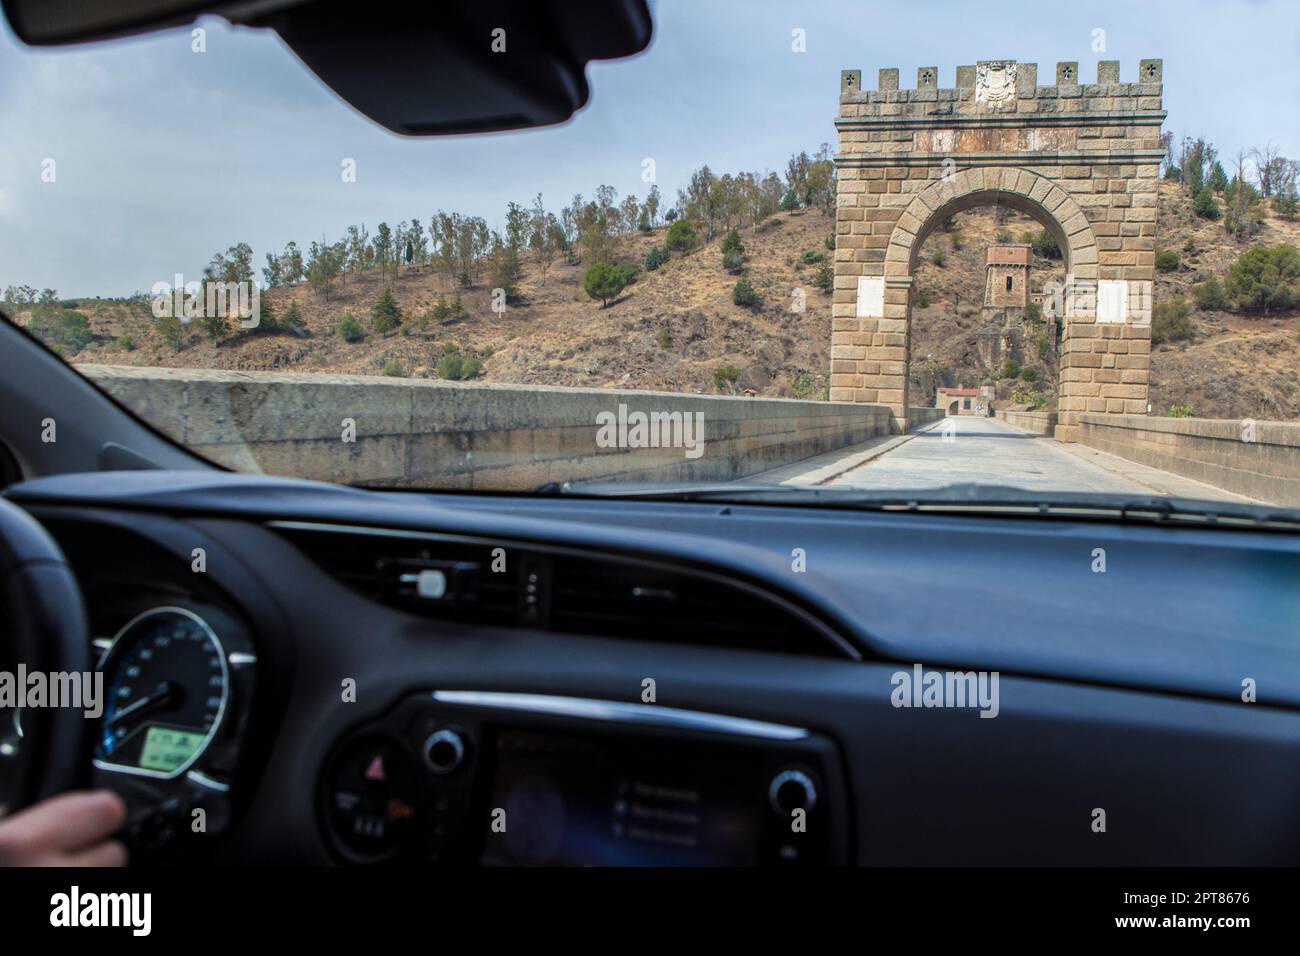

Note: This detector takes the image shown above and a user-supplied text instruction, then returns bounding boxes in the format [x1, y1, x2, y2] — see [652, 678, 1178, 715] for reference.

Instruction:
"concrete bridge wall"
[1079, 414, 1300, 507]
[908, 406, 946, 428]
[995, 408, 1058, 435]
[79, 365, 894, 491]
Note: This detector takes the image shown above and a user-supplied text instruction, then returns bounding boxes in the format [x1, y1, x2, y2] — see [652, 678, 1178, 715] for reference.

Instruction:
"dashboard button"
[768, 768, 817, 815]
[423, 729, 466, 775]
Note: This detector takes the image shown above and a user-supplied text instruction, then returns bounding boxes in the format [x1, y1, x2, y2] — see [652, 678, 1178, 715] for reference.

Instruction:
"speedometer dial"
[95, 607, 229, 778]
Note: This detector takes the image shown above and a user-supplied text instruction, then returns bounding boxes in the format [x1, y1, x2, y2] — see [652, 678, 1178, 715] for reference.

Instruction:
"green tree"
[371, 286, 402, 333]
[1193, 186, 1220, 220]
[665, 220, 697, 254]
[1192, 277, 1230, 311]
[1226, 244, 1300, 315]
[1030, 229, 1061, 259]
[1208, 161, 1229, 193]
[713, 364, 741, 392]
[154, 314, 183, 351]
[583, 262, 628, 307]
[488, 239, 521, 304]
[51, 310, 93, 351]
[813, 264, 834, 294]
[283, 300, 305, 330]
[438, 351, 482, 380]
[644, 245, 670, 271]
[1152, 297, 1196, 344]
[732, 278, 760, 308]
[338, 312, 364, 342]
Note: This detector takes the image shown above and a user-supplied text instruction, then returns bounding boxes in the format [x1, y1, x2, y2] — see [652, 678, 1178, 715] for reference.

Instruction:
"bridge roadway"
[751, 415, 1257, 503]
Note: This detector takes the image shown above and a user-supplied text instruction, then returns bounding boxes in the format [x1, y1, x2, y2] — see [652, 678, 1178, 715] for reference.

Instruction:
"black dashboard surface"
[7, 470, 1300, 865]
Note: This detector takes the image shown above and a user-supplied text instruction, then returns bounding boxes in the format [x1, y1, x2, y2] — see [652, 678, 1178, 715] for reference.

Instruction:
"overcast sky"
[2, 0, 1298, 298]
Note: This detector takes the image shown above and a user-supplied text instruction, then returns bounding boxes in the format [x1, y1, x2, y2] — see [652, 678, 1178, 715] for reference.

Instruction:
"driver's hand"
[0, 791, 128, 866]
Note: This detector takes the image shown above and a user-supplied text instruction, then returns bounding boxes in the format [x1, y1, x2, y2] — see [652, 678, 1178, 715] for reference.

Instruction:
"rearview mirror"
[1, 0, 653, 135]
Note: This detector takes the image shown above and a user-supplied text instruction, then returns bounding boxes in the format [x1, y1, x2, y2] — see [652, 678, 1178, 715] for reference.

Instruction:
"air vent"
[548, 557, 843, 656]
[271, 522, 853, 658]
[272, 525, 520, 627]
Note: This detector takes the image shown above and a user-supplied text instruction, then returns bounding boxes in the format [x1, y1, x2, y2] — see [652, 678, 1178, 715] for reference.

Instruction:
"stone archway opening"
[832, 59, 1165, 441]
[908, 193, 1069, 419]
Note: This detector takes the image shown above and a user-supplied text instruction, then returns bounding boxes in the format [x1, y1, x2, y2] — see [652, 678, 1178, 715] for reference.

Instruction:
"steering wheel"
[0, 497, 90, 816]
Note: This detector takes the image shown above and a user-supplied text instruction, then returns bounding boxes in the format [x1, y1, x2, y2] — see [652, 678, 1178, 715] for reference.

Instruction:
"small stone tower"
[984, 244, 1031, 309]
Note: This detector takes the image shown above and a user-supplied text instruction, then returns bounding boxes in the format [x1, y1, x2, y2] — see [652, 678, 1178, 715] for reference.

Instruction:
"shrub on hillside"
[371, 286, 402, 333]
[338, 312, 364, 342]
[1226, 244, 1300, 314]
[154, 314, 183, 350]
[1151, 297, 1196, 344]
[665, 220, 697, 254]
[1193, 187, 1220, 220]
[644, 245, 670, 272]
[1275, 185, 1299, 220]
[382, 360, 404, 377]
[40, 310, 93, 351]
[283, 300, 305, 330]
[813, 264, 834, 294]
[720, 229, 744, 257]
[732, 278, 760, 308]
[801, 249, 826, 264]
[583, 262, 628, 306]
[931, 247, 948, 267]
[999, 358, 1021, 379]
[1192, 277, 1231, 312]
[1167, 403, 1195, 418]
[1030, 229, 1061, 259]
[1155, 249, 1180, 272]
[713, 364, 741, 392]
[723, 250, 744, 274]
[438, 352, 482, 380]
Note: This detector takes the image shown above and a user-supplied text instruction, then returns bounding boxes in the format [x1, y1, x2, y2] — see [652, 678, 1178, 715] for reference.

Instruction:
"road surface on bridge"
[756, 415, 1257, 503]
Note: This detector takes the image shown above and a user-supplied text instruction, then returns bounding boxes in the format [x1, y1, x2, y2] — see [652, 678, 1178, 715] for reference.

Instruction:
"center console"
[320, 691, 850, 866]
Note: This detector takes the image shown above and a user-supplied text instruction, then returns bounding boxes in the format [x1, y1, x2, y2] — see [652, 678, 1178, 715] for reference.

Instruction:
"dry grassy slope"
[58, 210, 838, 398]
[31, 179, 1300, 420]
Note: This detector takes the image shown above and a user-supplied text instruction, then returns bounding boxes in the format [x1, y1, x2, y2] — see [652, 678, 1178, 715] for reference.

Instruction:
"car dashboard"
[7, 470, 1300, 866]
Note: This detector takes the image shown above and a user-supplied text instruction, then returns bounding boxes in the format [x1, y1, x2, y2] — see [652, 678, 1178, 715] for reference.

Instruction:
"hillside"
[8, 180, 1300, 420]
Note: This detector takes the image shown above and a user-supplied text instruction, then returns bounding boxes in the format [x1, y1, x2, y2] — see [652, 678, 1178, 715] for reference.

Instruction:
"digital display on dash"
[139, 726, 205, 772]
[479, 727, 763, 867]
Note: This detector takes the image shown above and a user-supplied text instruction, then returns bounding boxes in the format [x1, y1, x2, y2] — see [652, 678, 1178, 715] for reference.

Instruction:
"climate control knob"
[423, 729, 466, 775]
[768, 768, 817, 815]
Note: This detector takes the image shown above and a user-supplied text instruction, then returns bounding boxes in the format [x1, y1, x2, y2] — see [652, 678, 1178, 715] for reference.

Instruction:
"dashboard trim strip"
[431, 690, 810, 740]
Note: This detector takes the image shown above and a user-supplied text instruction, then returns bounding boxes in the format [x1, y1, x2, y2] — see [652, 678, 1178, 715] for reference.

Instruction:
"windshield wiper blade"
[540, 481, 1300, 529]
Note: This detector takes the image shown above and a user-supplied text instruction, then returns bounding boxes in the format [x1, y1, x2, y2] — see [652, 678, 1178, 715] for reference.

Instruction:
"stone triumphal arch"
[832, 59, 1165, 440]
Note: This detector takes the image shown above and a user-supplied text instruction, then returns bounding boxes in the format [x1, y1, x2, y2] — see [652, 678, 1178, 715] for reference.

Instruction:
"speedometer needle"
[105, 681, 177, 730]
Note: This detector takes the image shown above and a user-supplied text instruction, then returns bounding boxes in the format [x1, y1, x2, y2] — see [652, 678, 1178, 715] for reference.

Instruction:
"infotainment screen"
[479, 727, 764, 866]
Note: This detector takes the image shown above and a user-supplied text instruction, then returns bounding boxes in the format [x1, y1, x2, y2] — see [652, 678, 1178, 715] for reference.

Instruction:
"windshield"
[3, 2, 1299, 513]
